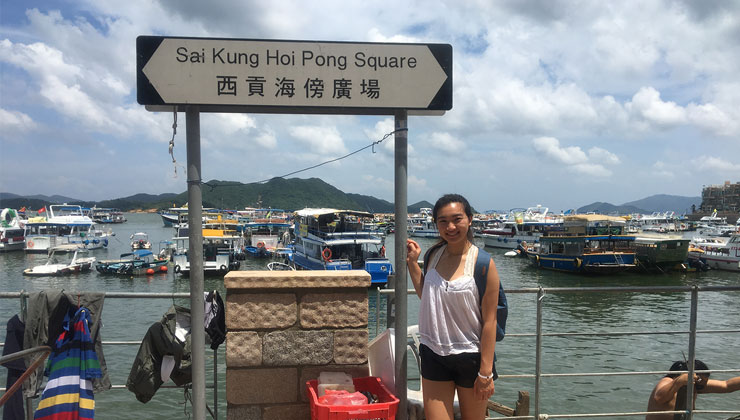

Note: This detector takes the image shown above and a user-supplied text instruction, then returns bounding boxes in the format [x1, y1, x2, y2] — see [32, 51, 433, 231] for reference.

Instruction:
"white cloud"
[651, 161, 675, 178]
[255, 130, 278, 149]
[690, 156, 740, 173]
[627, 87, 686, 127]
[0, 108, 36, 133]
[532, 136, 618, 177]
[428, 132, 465, 151]
[289, 125, 347, 155]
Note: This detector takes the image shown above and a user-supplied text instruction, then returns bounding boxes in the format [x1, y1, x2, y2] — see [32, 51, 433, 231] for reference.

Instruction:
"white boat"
[689, 233, 740, 271]
[292, 208, 393, 287]
[23, 246, 96, 276]
[480, 205, 563, 249]
[408, 208, 439, 238]
[130, 232, 152, 250]
[696, 210, 736, 237]
[171, 227, 244, 276]
[24, 204, 95, 253]
[0, 208, 26, 252]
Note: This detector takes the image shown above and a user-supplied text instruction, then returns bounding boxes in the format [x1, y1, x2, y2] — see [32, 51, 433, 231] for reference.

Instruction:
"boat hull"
[530, 252, 636, 274]
[481, 233, 540, 249]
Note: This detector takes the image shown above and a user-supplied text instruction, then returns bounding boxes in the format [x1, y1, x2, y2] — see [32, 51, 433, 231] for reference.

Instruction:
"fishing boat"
[631, 235, 690, 272]
[528, 215, 637, 274]
[130, 232, 152, 250]
[688, 232, 740, 271]
[292, 208, 393, 287]
[0, 208, 25, 252]
[242, 216, 293, 258]
[23, 246, 96, 276]
[171, 227, 243, 276]
[96, 249, 169, 275]
[480, 205, 563, 249]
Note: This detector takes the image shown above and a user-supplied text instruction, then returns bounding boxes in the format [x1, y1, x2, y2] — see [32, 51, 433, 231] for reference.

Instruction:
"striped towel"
[34, 307, 102, 420]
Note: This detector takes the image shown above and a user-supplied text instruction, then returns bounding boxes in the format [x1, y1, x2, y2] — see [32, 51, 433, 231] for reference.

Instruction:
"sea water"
[1, 213, 738, 419]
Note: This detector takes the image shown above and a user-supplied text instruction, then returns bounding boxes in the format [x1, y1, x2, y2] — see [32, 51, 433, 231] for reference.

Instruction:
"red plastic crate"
[306, 376, 400, 420]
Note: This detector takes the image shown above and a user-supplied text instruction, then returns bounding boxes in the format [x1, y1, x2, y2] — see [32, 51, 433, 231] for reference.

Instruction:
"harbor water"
[1, 212, 738, 419]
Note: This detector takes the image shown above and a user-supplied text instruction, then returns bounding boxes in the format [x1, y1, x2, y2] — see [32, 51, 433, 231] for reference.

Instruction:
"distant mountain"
[578, 194, 702, 215]
[409, 201, 434, 213]
[623, 194, 700, 214]
[0, 192, 81, 204]
[346, 193, 394, 213]
[577, 202, 646, 214]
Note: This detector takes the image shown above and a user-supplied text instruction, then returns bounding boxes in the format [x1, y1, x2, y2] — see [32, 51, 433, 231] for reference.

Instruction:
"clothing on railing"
[2, 314, 26, 420]
[126, 306, 193, 403]
[33, 307, 102, 420]
[23, 291, 110, 398]
[204, 290, 225, 350]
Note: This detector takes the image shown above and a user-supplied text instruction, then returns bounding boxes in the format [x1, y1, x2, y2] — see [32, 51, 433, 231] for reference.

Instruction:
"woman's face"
[435, 202, 472, 244]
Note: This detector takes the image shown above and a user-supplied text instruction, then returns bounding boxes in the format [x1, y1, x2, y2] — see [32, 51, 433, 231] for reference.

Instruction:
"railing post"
[534, 287, 544, 419]
[686, 285, 698, 420]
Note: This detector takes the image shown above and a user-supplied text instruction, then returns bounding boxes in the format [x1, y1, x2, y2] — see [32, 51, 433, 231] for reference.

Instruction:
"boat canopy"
[564, 215, 627, 223]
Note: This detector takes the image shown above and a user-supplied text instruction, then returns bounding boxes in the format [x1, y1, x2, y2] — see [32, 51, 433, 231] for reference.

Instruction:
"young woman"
[406, 194, 501, 420]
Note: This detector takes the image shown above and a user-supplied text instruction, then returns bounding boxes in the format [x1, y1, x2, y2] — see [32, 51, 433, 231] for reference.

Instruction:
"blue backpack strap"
[474, 247, 507, 341]
[422, 242, 445, 276]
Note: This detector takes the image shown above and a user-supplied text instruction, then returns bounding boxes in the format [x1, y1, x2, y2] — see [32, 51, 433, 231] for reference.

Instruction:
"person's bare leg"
[422, 378, 456, 420]
[456, 385, 489, 420]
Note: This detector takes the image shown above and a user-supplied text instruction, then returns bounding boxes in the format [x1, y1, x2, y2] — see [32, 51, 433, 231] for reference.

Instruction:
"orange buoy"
[322, 247, 332, 262]
[146, 268, 155, 275]
[160, 265, 168, 272]
[257, 241, 265, 248]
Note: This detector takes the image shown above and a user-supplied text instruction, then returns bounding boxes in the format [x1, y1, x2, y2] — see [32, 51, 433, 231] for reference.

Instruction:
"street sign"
[137, 36, 452, 112]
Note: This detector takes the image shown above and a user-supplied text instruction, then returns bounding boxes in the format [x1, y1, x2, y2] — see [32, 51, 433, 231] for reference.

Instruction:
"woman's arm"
[406, 239, 424, 298]
[474, 257, 499, 400]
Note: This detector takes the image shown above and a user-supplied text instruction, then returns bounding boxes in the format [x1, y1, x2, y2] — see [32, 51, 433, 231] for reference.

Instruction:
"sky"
[1, 0, 739, 213]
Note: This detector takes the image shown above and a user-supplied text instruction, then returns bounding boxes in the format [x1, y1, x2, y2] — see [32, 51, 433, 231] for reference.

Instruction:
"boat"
[292, 208, 393, 287]
[527, 214, 637, 274]
[23, 246, 96, 276]
[96, 249, 169, 275]
[24, 204, 95, 253]
[408, 208, 439, 238]
[688, 233, 740, 271]
[0, 208, 26, 252]
[696, 210, 736, 237]
[631, 235, 690, 272]
[91, 207, 127, 223]
[130, 232, 152, 250]
[480, 205, 563, 249]
[242, 215, 293, 258]
[171, 227, 244, 276]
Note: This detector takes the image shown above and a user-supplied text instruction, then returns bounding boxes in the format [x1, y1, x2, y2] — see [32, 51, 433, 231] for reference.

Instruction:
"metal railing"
[0, 291, 220, 420]
[373, 284, 740, 420]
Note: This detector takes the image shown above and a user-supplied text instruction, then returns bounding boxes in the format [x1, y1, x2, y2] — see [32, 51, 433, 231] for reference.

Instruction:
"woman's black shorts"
[419, 343, 498, 388]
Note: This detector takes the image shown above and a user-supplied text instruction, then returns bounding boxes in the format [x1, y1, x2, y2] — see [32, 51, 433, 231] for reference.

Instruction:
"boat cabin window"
[564, 242, 582, 256]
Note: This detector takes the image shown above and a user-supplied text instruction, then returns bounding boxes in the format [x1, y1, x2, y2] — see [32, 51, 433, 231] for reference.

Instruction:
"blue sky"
[1, 1, 739, 213]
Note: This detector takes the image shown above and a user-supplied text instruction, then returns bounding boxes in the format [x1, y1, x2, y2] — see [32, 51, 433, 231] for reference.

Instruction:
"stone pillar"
[225, 270, 371, 420]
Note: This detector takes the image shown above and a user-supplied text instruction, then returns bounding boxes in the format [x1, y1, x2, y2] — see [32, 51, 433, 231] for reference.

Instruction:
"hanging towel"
[204, 290, 225, 350]
[33, 307, 102, 420]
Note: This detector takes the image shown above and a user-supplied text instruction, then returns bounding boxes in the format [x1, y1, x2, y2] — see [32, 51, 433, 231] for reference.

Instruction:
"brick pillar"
[224, 270, 371, 420]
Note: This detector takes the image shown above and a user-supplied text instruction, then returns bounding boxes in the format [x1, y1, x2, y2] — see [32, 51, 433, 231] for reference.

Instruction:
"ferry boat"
[292, 208, 393, 287]
[480, 205, 562, 249]
[0, 208, 26, 252]
[688, 232, 740, 271]
[23, 204, 95, 253]
[528, 214, 637, 274]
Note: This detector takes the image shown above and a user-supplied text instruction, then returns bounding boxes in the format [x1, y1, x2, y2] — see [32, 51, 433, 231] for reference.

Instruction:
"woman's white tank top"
[418, 244, 482, 356]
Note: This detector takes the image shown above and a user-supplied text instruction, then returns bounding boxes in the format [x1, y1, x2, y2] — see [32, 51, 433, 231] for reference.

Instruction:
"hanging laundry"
[204, 290, 225, 350]
[23, 291, 109, 398]
[2, 314, 26, 420]
[33, 307, 102, 420]
[126, 306, 192, 403]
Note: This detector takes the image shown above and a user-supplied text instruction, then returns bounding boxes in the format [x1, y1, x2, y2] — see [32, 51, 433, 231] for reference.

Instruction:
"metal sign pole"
[186, 106, 206, 420]
[393, 110, 409, 420]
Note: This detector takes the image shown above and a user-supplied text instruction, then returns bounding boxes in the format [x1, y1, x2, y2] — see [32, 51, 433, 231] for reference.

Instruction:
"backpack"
[423, 243, 508, 341]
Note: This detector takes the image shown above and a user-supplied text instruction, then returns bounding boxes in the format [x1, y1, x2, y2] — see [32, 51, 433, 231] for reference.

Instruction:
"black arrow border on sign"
[426, 44, 453, 111]
[136, 36, 166, 106]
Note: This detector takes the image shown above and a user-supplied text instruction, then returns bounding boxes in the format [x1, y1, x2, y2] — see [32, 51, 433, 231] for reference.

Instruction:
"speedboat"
[689, 233, 740, 271]
[23, 246, 96, 276]
[0, 208, 25, 252]
[130, 232, 152, 250]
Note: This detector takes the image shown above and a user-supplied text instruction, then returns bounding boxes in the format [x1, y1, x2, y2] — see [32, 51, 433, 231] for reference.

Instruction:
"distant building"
[700, 181, 740, 213]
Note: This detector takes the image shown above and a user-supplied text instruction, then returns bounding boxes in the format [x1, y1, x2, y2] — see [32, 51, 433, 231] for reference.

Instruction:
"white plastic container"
[317, 371, 355, 396]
